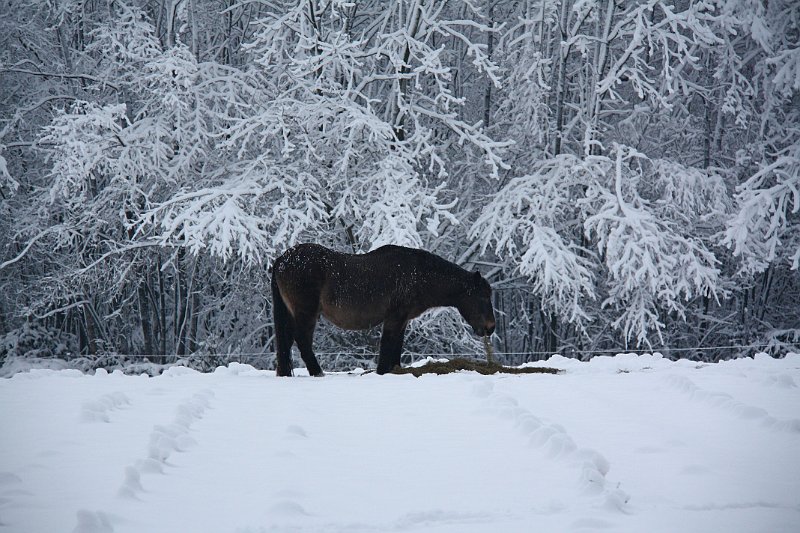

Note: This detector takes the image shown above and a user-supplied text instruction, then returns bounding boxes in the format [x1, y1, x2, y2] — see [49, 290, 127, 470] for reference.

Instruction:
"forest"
[0, 0, 798, 371]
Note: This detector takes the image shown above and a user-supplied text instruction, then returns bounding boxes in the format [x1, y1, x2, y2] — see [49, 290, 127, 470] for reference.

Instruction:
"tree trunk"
[551, 0, 571, 156]
[188, 288, 200, 353]
[587, 0, 615, 156]
[540, 309, 558, 355]
[175, 248, 188, 356]
[158, 256, 167, 356]
[189, 0, 199, 57]
[165, 0, 177, 48]
[483, 0, 494, 129]
[83, 302, 98, 355]
[137, 282, 154, 357]
[145, 271, 164, 362]
[393, 0, 424, 142]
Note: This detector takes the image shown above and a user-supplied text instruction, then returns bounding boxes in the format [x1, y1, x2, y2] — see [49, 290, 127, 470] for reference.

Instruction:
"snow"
[1, 354, 799, 533]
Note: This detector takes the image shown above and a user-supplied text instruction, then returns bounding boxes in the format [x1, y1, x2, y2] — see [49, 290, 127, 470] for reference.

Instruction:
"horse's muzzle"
[475, 321, 495, 337]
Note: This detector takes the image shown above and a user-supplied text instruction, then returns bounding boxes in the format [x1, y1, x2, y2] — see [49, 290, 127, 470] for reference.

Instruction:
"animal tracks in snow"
[117, 389, 215, 500]
[81, 392, 131, 423]
[664, 374, 800, 434]
[72, 509, 115, 533]
[285, 424, 309, 439]
[65, 388, 217, 532]
[4, 355, 797, 533]
[470, 380, 629, 514]
[759, 372, 797, 389]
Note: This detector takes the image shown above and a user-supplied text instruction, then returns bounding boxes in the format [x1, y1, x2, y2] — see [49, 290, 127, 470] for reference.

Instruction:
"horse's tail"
[271, 270, 294, 377]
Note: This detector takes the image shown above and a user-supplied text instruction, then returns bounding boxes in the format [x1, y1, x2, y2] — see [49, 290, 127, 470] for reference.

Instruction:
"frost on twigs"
[474, 144, 728, 346]
[359, 156, 458, 251]
[470, 154, 599, 328]
[0, 153, 19, 198]
[722, 144, 800, 273]
[583, 145, 724, 345]
[140, 167, 327, 265]
[42, 102, 130, 206]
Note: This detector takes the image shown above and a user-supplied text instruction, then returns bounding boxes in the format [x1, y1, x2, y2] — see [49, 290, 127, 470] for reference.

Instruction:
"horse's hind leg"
[293, 314, 324, 377]
[272, 275, 295, 377]
[274, 316, 295, 377]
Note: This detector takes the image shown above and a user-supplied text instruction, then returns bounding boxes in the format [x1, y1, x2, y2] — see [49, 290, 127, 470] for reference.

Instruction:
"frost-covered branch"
[471, 154, 598, 326]
[583, 145, 723, 345]
[475, 144, 727, 345]
[722, 146, 800, 272]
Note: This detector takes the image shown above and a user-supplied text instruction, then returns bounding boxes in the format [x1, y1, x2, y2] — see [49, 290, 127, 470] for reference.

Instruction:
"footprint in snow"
[268, 500, 310, 517]
[136, 458, 164, 475]
[73, 510, 114, 533]
[117, 466, 144, 500]
[285, 425, 308, 438]
[274, 449, 297, 459]
[664, 374, 800, 433]
[762, 373, 797, 388]
[80, 392, 131, 423]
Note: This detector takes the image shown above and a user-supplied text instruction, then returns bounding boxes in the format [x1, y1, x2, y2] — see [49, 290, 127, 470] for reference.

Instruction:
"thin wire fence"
[68, 343, 789, 359]
[52, 342, 794, 373]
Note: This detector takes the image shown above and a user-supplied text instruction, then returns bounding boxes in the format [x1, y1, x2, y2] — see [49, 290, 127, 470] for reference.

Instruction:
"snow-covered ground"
[1, 353, 799, 533]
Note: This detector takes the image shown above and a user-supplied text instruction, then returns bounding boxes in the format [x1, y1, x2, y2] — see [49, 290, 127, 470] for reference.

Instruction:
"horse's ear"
[473, 270, 482, 283]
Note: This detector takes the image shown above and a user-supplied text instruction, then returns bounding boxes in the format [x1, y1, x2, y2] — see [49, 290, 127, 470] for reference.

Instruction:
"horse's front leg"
[293, 313, 324, 377]
[377, 318, 407, 375]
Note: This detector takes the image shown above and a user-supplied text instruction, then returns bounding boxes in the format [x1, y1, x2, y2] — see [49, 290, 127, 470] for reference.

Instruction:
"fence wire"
[44, 342, 793, 374]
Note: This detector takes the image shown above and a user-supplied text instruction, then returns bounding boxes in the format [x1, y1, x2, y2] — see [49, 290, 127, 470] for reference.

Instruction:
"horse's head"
[458, 271, 496, 337]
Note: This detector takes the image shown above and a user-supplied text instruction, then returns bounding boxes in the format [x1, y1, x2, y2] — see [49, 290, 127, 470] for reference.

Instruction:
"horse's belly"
[320, 303, 383, 330]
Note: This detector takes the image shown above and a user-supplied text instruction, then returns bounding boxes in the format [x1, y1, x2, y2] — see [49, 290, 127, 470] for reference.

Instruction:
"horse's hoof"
[311, 371, 325, 377]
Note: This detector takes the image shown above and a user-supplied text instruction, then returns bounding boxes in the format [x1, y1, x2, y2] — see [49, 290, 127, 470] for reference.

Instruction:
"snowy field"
[1, 353, 799, 533]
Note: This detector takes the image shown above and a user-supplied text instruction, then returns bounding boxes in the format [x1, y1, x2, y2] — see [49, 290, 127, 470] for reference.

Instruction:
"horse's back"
[273, 243, 392, 329]
[275, 242, 332, 267]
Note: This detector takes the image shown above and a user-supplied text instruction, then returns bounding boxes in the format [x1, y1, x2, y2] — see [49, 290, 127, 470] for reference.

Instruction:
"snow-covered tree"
[227, 0, 509, 252]
[471, 154, 597, 326]
[716, 0, 800, 274]
[474, 142, 727, 346]
[2, 0, 510, 360]
[2, 0, 798, 365]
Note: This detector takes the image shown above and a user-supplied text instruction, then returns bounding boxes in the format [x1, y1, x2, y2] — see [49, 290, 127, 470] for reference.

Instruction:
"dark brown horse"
[271, 243, 496, 376]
